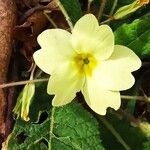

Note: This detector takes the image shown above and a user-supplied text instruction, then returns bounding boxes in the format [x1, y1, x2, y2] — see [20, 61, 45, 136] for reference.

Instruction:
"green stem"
[48, 107, 56, 150]
[34, 70, 43, 79]
[99, 117, 131, 150]
[30, 63, 36, 80]
[87, 0, 93, 13]
[0, 78, 49, 88]
[100, 18, 112, 24]
[109, 0, 118, 16]
[117, 109, 140, 126]
[54, 0, 73, 30]
[44, 10, 58, 28]
[121, 95, 150, 103]
[97, 0, 107, 21]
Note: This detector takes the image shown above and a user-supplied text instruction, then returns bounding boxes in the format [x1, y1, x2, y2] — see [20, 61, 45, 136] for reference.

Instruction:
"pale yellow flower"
[33, 14, 141, 115]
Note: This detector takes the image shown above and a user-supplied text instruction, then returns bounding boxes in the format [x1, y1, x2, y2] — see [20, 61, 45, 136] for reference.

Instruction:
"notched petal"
[71, 14, 99, 52]
[111, 45, 142, 72]
[47, 62, 85, 106]
[37, 29, 71, 48]
[82, 79, 121, 115]
[33, 49, 52, 74]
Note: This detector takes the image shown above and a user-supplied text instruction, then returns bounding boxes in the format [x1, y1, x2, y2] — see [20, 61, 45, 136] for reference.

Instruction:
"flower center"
[74, 53, 97, 76]
[83, 58, 89, 64]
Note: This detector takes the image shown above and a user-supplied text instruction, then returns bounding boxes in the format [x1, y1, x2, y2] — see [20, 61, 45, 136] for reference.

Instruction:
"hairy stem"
[1, 79, 150, 104]
[100, 18, 112, 24]
[54, 0, 73, 30]
[48, 107, 56, 150]
[0, 78, 49, 88]
[87, 0, 93, 13]
[30, 64, 36, 80]
[109, 0, 118, 16]
[44, 10, 58, 28]
[121, 95, 150, 103]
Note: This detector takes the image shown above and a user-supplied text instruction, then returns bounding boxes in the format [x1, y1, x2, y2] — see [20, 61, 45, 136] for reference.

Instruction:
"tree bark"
[0, 0, 16, 138]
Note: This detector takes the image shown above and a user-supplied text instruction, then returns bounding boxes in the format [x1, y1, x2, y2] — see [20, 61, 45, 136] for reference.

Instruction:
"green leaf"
[6, 83, 104, 150]
[98, 111, 149, 150]
[29, 82, 52, 122]
[143, 140, 150, 150]
[59, 0, 82, 24]
[114, 13, 150, 59]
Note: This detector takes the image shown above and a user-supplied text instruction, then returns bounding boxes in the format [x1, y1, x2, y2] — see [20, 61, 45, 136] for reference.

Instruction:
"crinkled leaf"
[6, 83, 104, 150]
[114, 13, 150, 59]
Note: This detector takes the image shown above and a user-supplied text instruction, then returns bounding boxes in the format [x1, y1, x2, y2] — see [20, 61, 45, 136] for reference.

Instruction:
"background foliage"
[4, 0, 150, 149]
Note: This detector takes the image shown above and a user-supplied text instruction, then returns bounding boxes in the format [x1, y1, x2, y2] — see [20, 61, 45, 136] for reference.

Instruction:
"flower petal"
[92, 45, 141, 91]
[108, 45, 141, 72]
[92, 62, 135, 91]
[71, 14, 114, 60]
[33, 49, 53, 74]
[47, 61, 85, 106]
[33, 29, 75, 74]
[82, 78, 121, 115]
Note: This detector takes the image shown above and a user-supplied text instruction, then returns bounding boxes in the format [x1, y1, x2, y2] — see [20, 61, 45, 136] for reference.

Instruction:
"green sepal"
[13, 83, 35, 121]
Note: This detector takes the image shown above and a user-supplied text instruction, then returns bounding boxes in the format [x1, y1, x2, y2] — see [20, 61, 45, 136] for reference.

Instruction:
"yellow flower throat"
[74, 53, 97, 76]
